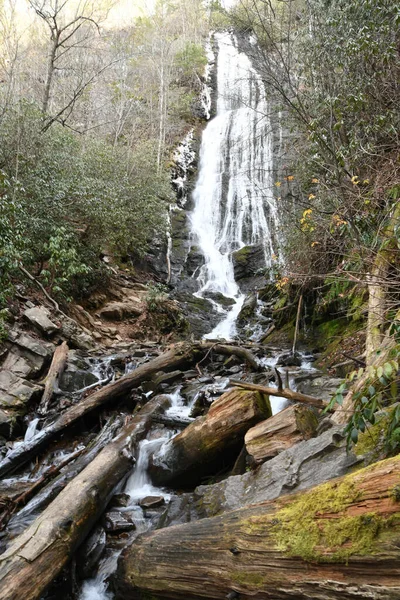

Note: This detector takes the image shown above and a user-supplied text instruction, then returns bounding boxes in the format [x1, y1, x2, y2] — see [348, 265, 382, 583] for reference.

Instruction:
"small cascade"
[190, 31, 280, 340]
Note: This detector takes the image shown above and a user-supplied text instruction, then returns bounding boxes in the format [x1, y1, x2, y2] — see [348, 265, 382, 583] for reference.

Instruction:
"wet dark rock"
[185, 245, 205, 277]
[104, 511, 136, 533]
[173, 291, 219, 338]
[237, 293, 257, 323]
[232, 245, 265, 281]
[59, 366, 99, 393]
[152, 370, 183, 387]
[202, 291, 236, 307]
[60, 316, 95, 350]
[23, 306, 60, 336]
[110, 493, 131, 508]
[227, 365, 242, 375]
[277, 351, 302, 367]
[139, 495, 165, 509]
[77, 526, 106, 578]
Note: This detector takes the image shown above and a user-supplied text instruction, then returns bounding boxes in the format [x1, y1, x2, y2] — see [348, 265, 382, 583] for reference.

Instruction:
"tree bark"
[229, 379, 326, 409]
[245, 404, 318, 464]
[149, 388, 272, 487]
[198, 342, 261, 371]
[6, 416, 123, 531]
[0, 395, 170, 600]
[0, 342, 202, 478]
[38, 341, 69, 415]
[118, 454, 400, 600]
[366, 201, 400, 364]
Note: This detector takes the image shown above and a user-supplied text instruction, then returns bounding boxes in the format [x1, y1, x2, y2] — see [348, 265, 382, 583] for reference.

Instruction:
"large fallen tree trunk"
[198, 342, 261, 371]
[230, 379, 327, 409]
[0, 395, 170, 600]
[0, 342, 203, 479]
[245, 404, 318, 464]
[6, 416, 124, 532]
[118, 454, 400, 600]
[150, 388, 272, 487]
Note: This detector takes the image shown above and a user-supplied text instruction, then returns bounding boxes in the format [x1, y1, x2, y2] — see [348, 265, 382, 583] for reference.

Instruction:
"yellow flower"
[363, 179, 370, 185]
[311, 241, 320, 247]
[308, 193, 316, 200]
[285, 175, 294, 181]
[311, 178, 319, 184]
[275, 181, 282, 187]
[351, 175, 359, 185]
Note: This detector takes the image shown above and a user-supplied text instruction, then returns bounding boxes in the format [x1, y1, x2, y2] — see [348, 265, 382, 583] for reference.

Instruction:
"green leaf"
[351, 428, 359, 444]
[377, 366, 383, 378]
[384, 362, 393, 378]
[357, 367, 364, 379]
[368, 385, 376, 397]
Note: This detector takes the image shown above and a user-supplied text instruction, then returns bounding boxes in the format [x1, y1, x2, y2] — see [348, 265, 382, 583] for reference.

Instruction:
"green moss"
[260, 471, 397, 563]
[354, 413, 389, 457]
[232, 246, 251, 264]
[254, 392, 272, 419]
[231, 571, 269, 587]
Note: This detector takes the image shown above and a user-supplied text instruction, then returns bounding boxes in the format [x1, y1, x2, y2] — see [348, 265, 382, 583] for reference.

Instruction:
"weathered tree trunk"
[150, 388, 272, 487]
[118, 454, 400, 600]
[0, 342, 202, 478]
[366, 202, 400, 364]
[245, 404, 318, 464]
[198, 342, 261, 371]
[38, 341, 69, 414]
[0, 395, 170, 600]
[6, 416, 123, 530]
[230, 379, 326, 409]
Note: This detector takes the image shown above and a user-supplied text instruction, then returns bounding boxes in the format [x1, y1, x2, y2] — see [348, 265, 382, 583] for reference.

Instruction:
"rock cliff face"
[167, 32, 292, 338]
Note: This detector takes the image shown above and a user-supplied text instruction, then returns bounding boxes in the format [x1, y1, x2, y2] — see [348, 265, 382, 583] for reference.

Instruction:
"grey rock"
[193, 427, 361, 517]
[24, 306, 60, 335]
[2, 333, 54, 379]
[139, 495, 165, 509]
[0, 370, 41, 409]
[232, 244, 265, 281]
[237, 293, 257, 323]
[60, 316, 95, 351]
[110, 493, 131, 508]
[104, 511, 136, 533]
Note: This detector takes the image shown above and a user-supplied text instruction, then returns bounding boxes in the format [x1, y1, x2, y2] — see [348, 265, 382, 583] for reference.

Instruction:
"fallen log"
[6, 416, 123, 532]
[150, 388, 272, 487]
[0, 395, 170, 600]
[38, 341, 69, 415]
[118, 454, 400, 600]
[230, 379, 327, 409]
[245, 404, 318, 464]
[151, 413, 193, 428]
[198, 342, 261, 371]
[0, 342, 202, 479]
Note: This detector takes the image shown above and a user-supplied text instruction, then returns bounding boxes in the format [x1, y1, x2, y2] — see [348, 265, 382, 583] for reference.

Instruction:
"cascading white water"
[191, 31, 279, 339]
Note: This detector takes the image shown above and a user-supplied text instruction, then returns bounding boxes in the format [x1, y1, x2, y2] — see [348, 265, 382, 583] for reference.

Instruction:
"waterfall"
[191, 31, 279, 339]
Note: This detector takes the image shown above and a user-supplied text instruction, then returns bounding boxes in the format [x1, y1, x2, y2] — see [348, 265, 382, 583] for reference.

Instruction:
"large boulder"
[2, 332, 54, 379]
[98, 300, 143, 321]
[23, 306, 60, 336]
[193, 427, 361, 518]
[232, 244, 265, 280]
[0, 370, 42, 437]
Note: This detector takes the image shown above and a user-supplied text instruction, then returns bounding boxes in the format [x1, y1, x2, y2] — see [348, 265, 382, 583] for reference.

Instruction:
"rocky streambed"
[1, 297, 393, 600]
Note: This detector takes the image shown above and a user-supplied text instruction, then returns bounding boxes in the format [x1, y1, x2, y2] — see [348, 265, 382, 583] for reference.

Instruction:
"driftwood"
[259, 323, 275, 343]
[150, 388, 272, 487]
[245, 404, 318, 464]
[197, 342, 261, 371]
[229, 379, 326, 409]
[151, 414, 193, 428]
[0, 395, 170, 600]
[0, 342, 202, 479]
[118, 454, 400, 600]
[7, 416, 123, 532]
[38, 341, 69, 415]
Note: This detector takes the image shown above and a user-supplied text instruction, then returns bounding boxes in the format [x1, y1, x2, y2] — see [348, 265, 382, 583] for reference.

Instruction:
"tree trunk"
[118, 454, 400, 600]
[245, 404, 318, 464]
[6, 416, 123, 531]
[0, 342, 202, 478]
[0, 395, 170, 600]
[366, 201, 400, 365]
[149, 388, 272, 487]
[198, 342, 261, 371]
[38, 341, 69, 415]
[230, 379, 326, 409]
